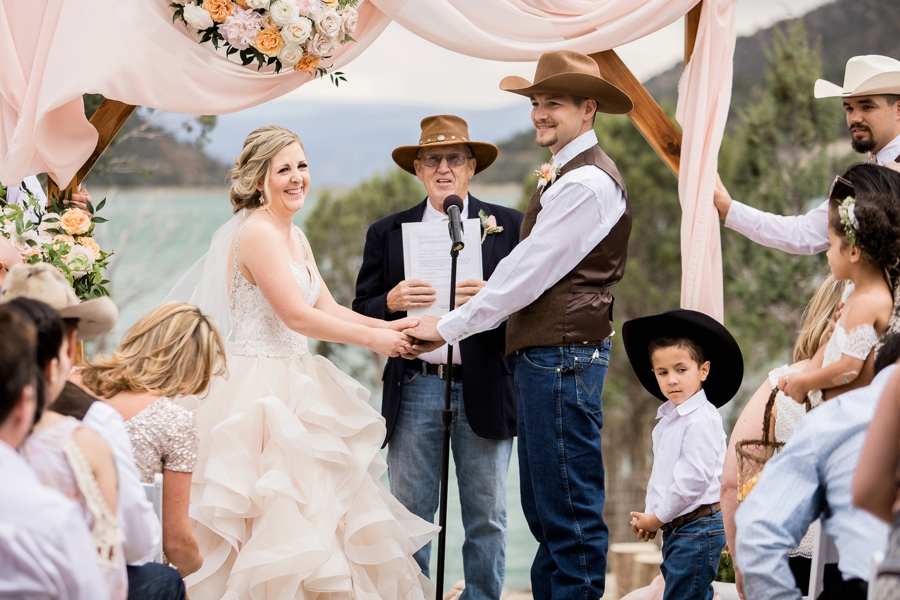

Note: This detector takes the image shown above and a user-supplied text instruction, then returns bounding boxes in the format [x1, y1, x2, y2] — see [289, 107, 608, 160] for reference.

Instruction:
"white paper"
[402, 218, 483, 318]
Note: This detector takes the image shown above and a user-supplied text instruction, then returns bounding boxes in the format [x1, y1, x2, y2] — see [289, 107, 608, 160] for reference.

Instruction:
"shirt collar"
[872, 133, 900, 165]
[552, 130, 599, 169]
[656, 388, 710, 419]
[423, 193, 470, 222]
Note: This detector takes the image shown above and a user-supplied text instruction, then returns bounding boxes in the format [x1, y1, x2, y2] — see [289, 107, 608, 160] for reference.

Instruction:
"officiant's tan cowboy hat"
[0, 263, 118, 341]
[814, 55, 900, 98]
[392, 115, 498, 175]
[500, 50, 634, 115]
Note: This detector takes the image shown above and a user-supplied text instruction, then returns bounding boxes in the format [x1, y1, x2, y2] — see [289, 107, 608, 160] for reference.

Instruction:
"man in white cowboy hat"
[404, 50, 634, 598]
[0, 263, 187, 600]
[353, 115, 523, 599]
[713, 55, 900, 253]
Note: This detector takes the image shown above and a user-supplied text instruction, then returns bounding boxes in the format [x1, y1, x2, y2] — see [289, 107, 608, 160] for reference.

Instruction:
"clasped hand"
[776, 372, 810, 403]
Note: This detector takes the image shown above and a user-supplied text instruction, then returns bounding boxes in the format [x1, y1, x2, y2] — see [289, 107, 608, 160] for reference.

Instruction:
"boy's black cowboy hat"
[622, 309, 743, 408]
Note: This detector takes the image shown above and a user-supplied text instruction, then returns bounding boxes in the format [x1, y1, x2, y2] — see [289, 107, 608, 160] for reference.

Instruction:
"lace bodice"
[229, 223, 321, 358]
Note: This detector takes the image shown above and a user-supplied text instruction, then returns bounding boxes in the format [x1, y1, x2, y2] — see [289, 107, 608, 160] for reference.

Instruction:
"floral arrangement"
[170, 0, 360, 78]
[0, 185, 113, 300]
[535, 162, 560, 193]
[837, 196, 860, 248]
[478, 209, 503, 243]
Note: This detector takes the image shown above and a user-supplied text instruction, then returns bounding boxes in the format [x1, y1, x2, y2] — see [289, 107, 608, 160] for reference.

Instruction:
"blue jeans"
[126, 563, 185, 600]
[387, 369, 513, 600]
[660, 511, 725, 600]
[515, 342, 610, 600]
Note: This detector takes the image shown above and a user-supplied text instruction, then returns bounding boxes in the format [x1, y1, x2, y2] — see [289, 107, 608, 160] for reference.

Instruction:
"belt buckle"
[437, 364, 446, 380]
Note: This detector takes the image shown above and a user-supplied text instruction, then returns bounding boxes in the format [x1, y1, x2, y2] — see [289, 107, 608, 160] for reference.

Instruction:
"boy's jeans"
[660, 510, 726, 600]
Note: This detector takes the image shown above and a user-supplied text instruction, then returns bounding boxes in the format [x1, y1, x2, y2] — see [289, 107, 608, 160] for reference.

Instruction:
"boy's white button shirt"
[645, 388, 726, 524]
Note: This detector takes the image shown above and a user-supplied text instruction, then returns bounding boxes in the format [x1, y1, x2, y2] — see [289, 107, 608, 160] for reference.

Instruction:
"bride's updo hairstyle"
[230, 125, 304, 213]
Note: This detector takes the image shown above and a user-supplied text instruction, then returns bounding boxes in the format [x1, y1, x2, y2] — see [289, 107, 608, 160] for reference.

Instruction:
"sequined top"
[124, 398, 199, 484]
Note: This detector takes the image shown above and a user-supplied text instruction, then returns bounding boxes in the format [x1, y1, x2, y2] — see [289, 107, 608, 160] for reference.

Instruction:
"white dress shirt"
[724, 133, 900, 255]
[0, 440, 106, 599]
[437, 130, 627, 344]
[83, 401, 162, 565]
[417, 195, 468, 365]
[644, 389, 726, 523]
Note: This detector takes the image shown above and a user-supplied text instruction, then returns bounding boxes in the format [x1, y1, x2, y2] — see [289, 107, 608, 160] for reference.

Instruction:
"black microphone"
[443, 195, 465, 252]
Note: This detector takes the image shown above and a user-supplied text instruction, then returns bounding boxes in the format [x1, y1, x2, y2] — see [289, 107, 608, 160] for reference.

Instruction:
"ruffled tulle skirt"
[185, 353, 438, 599]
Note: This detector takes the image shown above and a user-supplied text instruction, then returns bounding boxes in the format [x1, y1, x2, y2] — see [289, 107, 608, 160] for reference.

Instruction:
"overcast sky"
[279, 0, 836, 109]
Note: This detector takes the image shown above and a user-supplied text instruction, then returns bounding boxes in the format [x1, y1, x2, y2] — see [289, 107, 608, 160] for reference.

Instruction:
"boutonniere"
[478, 209, 503, 243]
[534, 162, 560, 193]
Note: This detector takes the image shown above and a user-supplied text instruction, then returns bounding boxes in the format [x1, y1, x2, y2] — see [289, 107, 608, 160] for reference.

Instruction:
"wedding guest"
[403, 50, 634, 598]
[622, 309, 742, 600]
[353, 115, 522, 598]
[735, 344, 900, 600]
[722, 274, 845, 598]
[0, 305, 106, 599]
[76, 302, 226, 578]
[714, 55, 900, 252]
[0, 264, 182, 600]
[10, 297, 127, 600]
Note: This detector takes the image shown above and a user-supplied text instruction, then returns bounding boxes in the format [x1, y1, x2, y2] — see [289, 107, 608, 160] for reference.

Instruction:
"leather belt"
[659, 502, 721, 532]
[409, 359, 463, 381]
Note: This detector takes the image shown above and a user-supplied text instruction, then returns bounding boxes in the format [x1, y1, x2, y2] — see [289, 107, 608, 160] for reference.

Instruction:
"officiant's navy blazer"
[353, 196, 523, 445]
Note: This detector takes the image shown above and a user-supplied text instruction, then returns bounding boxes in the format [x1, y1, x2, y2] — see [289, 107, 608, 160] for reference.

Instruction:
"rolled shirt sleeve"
[725, 199, 829, 255]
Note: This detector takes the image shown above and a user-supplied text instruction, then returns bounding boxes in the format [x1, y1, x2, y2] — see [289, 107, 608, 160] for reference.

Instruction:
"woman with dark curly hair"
[777, 164, 900, 405]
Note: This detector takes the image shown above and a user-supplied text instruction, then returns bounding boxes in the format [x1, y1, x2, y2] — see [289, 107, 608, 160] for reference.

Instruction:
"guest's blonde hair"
[229, 125, 304, 213]
[81, 302, 226, 398]
[793, 274, 846, 362]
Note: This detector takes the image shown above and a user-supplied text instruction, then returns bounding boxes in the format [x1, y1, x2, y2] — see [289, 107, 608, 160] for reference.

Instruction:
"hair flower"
[838, 196, 860, 247]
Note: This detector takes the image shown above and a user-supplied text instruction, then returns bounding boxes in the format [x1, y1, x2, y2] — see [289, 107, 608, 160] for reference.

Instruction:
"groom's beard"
[850, 124, 878, 153]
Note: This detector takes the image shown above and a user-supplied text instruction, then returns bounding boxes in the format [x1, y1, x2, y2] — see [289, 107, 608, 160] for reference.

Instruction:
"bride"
[171, 126, 439, 599]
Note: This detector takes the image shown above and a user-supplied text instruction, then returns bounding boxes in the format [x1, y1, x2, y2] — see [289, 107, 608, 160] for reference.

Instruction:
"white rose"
[281, 18, 312, 45]
[340, 7, 358, 34]
[9, 235, 31, 257]
[306, 32, 333, 57]
[268, 1, 299, 26]
[38, 214, 60, 236]
[245, 0, 269, 8]
[65, 244, 95, 278]
[277, 44, 304, 67]
[260, 12, 279, 29]
[183, 3, 215, 30]
[315, 8, 341, 39]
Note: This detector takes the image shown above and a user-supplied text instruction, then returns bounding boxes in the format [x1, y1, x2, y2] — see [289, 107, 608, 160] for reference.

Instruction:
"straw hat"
[392, 115, 498, 175]
[500, 50, 633, 115]
[622, 309, 743, 408]
[0, 263, 118, 341]
[814, 55, 900, 98]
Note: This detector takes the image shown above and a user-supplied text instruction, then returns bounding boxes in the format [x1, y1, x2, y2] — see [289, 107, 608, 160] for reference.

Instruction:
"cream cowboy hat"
[500, 50, 633, 115]
[0, 263, 118, 341]
[392, 115, 498, 176]
[814, 55, 900, 98]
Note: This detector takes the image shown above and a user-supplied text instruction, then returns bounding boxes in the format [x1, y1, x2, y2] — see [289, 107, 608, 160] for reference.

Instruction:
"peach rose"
[59, 208, 91, 235]
[234, 0, 248, 7]
[76, 237, 101, 259]
[202, 0, 234, 23]
[322, 0, 338, 7]
[294, 53, 321, 73]
[254, 28, 284, 57]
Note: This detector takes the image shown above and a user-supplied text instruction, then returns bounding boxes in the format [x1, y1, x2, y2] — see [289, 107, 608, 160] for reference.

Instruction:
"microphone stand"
[435, 244, 459, 600]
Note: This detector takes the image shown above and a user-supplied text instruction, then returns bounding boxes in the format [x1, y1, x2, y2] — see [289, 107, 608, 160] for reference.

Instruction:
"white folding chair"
[868, 551, 885, 600]
[805, 519, 839, 600]
[141, 472, 164, 563]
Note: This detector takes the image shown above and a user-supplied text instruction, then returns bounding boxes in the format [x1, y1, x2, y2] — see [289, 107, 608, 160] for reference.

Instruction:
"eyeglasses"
[419, 154, 471, 168]
[829, 175, 854, 200]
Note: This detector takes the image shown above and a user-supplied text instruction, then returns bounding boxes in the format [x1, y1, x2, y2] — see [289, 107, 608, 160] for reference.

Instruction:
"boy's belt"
[659, 502, 721, 532]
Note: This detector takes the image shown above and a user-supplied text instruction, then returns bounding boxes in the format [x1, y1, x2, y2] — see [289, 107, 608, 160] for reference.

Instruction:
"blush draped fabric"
[0, 0, 736, 319]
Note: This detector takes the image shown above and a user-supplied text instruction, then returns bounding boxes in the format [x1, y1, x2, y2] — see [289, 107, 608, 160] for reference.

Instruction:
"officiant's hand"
[455, 279, 486, 307]
[386, 279, 436, 314]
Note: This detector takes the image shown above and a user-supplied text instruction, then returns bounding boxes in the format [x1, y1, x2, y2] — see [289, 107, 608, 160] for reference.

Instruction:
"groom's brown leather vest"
[506, 145, 631, 355]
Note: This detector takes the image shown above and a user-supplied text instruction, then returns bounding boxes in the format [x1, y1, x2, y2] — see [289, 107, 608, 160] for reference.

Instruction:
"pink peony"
[218, 6, 263, 50]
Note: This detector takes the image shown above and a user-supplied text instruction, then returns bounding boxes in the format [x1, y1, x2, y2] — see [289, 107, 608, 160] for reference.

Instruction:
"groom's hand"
[401, 316, 447, 358]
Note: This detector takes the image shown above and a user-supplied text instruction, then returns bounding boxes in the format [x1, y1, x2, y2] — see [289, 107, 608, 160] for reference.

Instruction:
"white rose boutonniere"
[478, 209, 504, 243]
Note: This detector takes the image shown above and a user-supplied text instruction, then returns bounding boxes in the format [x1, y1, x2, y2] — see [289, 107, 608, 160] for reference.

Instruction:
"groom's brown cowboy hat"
[500, 50, 634, 115]
[392, 115, 499, 176]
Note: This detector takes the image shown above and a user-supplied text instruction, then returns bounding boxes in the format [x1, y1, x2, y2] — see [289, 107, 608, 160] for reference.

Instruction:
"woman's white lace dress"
[185, 225, 438, 600]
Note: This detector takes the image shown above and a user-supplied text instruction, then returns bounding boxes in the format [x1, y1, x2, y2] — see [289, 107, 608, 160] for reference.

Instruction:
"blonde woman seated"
[73, 302, 226, 579]
[10, 297, 127, 600]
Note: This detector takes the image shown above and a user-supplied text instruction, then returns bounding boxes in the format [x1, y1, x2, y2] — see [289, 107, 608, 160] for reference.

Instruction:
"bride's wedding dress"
[184, 223, 438, 599]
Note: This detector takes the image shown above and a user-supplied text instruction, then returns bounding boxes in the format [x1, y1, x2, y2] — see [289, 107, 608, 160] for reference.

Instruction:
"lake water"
[88, 184, 536, 592]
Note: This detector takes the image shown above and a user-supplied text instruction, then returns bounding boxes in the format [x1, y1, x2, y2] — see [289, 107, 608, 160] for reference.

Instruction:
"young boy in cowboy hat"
[623, 309, 743, 600]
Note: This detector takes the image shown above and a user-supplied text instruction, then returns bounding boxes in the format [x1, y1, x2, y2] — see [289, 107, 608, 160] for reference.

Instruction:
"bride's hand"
[385, 317, 418, 332]
[367, 329, 413, 358]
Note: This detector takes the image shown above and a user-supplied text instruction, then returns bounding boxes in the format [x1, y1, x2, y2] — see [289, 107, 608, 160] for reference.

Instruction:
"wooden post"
[47, 99, 136, 199]
[590, 50, 682, 177]
[685, 1, 703, 70]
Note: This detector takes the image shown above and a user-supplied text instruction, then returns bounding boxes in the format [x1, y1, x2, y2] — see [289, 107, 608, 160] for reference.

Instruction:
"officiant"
[353, 115, 522, 599]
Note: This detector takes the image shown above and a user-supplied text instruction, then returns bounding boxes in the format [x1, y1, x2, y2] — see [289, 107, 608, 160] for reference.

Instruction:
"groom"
[353, 115, 522, 599]
[404, 51, 634, 598]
